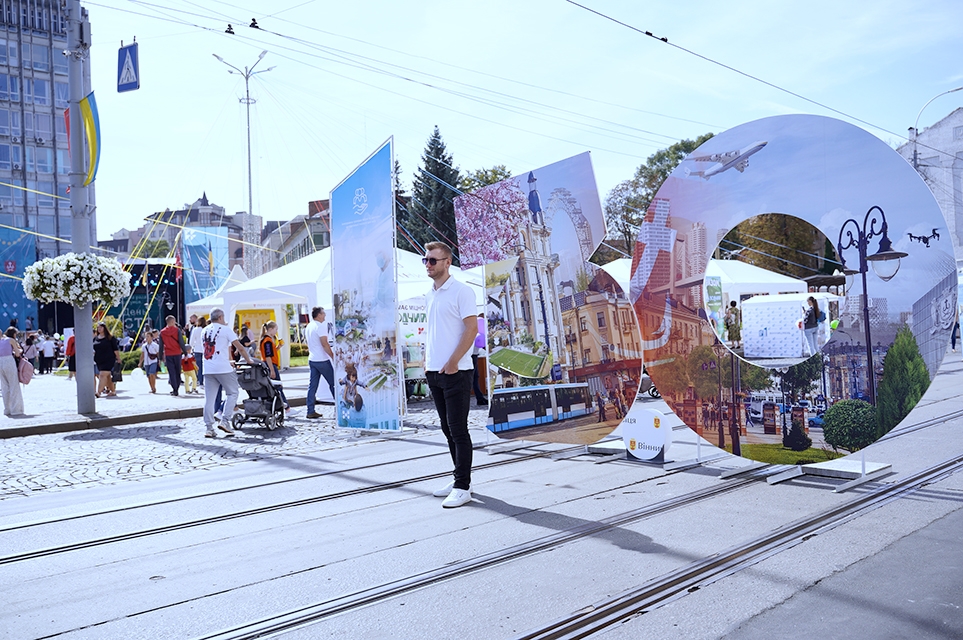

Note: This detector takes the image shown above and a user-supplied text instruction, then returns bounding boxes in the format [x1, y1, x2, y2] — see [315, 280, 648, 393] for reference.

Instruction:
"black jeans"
[427, 369, 473, 490]
[165, 355, 182, 393]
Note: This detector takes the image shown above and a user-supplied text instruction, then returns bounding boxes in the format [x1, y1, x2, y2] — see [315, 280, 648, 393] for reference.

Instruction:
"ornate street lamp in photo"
[710, 340, 728, 450]
[836, 206, 907, 405]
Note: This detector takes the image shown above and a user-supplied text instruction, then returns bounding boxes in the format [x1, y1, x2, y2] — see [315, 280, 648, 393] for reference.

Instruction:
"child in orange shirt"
[182, 346, 199, 394]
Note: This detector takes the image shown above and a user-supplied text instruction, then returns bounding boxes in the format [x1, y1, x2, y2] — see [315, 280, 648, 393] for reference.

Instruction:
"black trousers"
[427, 369, 473, 490]
[165, 355, 182, 393]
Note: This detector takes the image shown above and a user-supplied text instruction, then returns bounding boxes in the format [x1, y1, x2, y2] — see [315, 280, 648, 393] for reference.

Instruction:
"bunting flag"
[175, 250, 183, 282]
[79, 92, 101, 186]
[207, 241, 214, 277]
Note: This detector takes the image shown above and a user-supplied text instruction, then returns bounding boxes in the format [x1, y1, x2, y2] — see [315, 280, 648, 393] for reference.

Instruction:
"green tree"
[137, 239, 170, 258]
[779, 354, 823, 404]
[405, 126, 461, 260]
[593, 133, 714, 265]
[575, 267, 591, 292]
[686, 345, 724, 400]
[740, 362, 773, 393]
[823, 399, 876, 452]
[649, 355, 689, 397]
[722, 214, 822, 279]
[783, 418, 812, 451]
[458, 164, 512, 194]
[876, 326, 930, 437]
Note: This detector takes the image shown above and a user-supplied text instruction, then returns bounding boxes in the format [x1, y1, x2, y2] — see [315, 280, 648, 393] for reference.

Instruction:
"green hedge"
[289, 342, 309, 357]
[121, 349, 142, 372]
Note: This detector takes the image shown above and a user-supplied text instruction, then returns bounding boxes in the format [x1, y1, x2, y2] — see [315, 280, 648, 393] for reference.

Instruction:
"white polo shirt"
[425, 275, 476, 372]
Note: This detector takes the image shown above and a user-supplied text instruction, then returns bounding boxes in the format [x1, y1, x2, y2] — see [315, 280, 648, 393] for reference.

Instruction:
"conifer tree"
[876, 325, 930, 437]
[408, 126, 461, 261]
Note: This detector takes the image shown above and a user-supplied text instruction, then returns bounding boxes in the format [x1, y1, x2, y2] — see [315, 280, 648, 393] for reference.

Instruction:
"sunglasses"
[422, 256, 449, 266]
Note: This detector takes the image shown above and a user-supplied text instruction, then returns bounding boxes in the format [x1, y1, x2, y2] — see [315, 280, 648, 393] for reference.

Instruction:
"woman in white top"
[189, 317, 207, 386]
[0, 327, 25, 416]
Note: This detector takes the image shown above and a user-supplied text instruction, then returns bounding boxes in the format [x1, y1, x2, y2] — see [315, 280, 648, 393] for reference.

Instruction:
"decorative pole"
[67, 0, 95, 414]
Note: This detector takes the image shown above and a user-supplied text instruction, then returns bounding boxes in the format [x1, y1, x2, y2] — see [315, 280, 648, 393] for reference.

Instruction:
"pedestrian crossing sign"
[117, 43, 140, 92]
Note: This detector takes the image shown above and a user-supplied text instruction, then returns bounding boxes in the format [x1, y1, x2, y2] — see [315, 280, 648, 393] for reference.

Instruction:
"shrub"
[289, 342, 309, 357]
[121, 348, 142, 372]
[823, 399, 877, 452]
[783, 418, 812, 451]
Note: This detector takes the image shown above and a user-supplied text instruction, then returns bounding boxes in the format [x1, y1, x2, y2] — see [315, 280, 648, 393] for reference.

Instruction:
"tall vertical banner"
[1, 229, 35, 327]
[182, 227, 230, 304]
[330, 139, 401, 431]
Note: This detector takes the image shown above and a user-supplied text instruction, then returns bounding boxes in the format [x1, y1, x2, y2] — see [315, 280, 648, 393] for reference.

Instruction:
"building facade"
[898, 107, 963, 266]
[0, 1, 94, 333]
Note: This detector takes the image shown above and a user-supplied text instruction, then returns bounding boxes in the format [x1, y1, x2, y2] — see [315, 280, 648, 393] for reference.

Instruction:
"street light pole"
[836, 206, 907, 405]
[912, 86, 963, 169]
[212, 51, 275, 274]
[66, 0, 96, 414]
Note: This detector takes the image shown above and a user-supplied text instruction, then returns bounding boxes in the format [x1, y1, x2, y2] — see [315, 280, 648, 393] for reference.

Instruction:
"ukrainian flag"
[79, 92, 101, 186]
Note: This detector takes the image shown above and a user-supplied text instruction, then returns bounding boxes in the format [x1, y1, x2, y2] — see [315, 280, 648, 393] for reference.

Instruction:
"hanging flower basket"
[22, 252, 131, 308]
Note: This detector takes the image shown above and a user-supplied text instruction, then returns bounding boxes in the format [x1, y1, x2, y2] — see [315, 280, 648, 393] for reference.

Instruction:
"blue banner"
[182, 227, 229, 304]
[0, 229, 35, 327]
[330, 139, 401, 430]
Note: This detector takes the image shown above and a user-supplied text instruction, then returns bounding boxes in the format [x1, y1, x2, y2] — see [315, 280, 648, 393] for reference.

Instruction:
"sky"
[84, 0, 963, 243]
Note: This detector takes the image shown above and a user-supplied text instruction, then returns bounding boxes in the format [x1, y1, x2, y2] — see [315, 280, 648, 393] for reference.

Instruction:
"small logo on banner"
[4, 260, 15, 274]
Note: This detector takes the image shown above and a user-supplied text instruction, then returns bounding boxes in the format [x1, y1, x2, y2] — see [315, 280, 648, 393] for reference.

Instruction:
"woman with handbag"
[0, 327, 25, 416]
[93, 322, 121, 397]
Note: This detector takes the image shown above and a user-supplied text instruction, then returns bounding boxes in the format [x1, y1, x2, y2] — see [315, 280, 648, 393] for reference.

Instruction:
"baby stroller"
[232, 361, 286, 430]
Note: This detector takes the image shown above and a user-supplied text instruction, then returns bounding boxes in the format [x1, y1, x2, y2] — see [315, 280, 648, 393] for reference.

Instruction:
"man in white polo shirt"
[423, 241, 478, 509]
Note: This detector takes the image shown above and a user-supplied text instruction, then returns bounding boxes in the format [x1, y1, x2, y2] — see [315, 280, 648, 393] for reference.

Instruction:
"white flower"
[23, 253, 132, 308]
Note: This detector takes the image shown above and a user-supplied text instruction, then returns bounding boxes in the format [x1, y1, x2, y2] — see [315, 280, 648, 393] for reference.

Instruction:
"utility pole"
[212, 51, 274, 276]
[67, 0, 96, 414]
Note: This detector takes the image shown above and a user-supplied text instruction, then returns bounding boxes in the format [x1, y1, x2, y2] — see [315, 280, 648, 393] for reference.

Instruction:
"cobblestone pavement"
[0, 369, 491, 500]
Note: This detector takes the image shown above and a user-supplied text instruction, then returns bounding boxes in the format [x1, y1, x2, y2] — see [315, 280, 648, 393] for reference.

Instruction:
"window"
[0, 38, 6, 65]
[24, 145, 33, 171]
[53, 47, 67, 74]
[32, 44, 47, 71]
[20, 41, 29, 68]
[36, 148, 52, 173]
[579, 315, 587, 332]
[38, 180, 54, 205]
[35, 112, 50, 137]
[11, 178, 22, 204]
[54, 113, 64, 136]
[583, 349, 591, 365]
[7, 41, 17, 67]
[23, 111, 31, 136]
[0, 108, 7, 135]
[59, 214, 70, 237]
[38, 213, 55, 235]
[56, 148, 68, 175]
[597, 312, 606, 328]
[26, 180, 36, 206]
[0, 72, 18, 101]
[54, 81, 67, 107]
[31, 78, 48, 106]
[33, 7, 47, 33]
[0, 143, 10, 169]
[0, 182, 11, 205]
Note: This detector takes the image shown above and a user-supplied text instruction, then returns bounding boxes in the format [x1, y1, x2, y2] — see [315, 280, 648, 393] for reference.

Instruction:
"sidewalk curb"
[0, 396, 308, 440]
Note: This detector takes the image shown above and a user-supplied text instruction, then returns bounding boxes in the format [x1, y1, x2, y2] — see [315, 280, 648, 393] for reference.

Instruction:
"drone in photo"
[907, 228, 940, 248]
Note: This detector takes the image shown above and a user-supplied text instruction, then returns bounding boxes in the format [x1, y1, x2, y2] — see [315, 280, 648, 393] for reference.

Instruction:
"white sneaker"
[433, 480, 472, 497]
[442, 488, 472, 508]
[217, 421, 236, 436]
[433, 480, 455, 497]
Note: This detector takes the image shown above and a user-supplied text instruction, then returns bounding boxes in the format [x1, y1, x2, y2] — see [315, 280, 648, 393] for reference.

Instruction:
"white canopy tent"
[220, 247, 484, 317]
[705, 259, 809, 307]
[184, 264, 250, 317]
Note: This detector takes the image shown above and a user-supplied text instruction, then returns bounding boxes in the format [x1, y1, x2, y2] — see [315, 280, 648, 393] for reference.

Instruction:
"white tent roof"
[184, 264, 250, 316]
[705, 259, 808, 301]
[219, 248, 485, 315]
[742, 291, 842, 306]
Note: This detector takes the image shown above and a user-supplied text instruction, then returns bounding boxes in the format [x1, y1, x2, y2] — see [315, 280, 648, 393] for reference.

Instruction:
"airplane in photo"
[684, 140, 767, 180]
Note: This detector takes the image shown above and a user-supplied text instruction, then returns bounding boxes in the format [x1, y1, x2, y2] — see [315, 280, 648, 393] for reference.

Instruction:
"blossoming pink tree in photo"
[454, 177, 529, 269]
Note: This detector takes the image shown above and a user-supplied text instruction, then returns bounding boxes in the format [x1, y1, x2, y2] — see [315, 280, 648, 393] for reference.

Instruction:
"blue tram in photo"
[487, 383, 594, 433]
